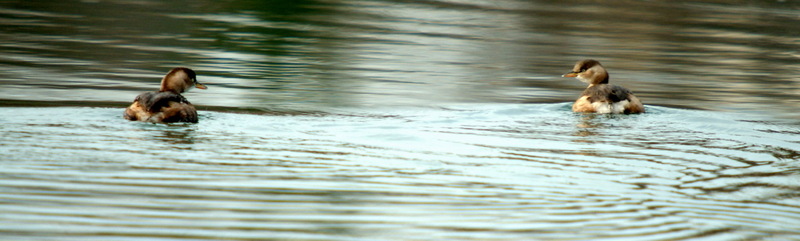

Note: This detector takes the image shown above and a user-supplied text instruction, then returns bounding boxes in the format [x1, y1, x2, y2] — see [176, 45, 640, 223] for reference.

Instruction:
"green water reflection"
[1, 0, 799, 120]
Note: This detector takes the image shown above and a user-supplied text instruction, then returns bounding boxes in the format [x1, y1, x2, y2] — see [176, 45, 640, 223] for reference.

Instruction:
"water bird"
[123, 67, 207, 123]
[562, 59, 644, 114]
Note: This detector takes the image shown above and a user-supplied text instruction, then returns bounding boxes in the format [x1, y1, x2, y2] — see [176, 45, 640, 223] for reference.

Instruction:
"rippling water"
[1, 0, 800, 240]
[2, 106, 800, 240]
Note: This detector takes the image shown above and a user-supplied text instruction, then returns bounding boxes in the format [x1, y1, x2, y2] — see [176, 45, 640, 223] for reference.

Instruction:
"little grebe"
[123, 67, 207, 123]
[562, 59, 644, 114]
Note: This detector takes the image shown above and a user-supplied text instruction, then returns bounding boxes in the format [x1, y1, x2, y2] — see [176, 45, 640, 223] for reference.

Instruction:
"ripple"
[2, 0, 800, 239]
[2, 106, 800, 240]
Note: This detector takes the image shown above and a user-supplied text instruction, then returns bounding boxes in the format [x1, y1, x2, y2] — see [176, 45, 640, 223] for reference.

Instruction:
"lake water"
[1, 0, 799, 240]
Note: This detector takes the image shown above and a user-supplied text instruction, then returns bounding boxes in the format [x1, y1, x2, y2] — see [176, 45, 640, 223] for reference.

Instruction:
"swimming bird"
[562, 59, 644, 114]
[123, 67, 207, 123]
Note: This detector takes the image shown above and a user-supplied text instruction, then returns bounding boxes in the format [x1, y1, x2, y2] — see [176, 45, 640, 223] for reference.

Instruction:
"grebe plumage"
[562, 59, 644, 114]
[123, 67, 207, 123]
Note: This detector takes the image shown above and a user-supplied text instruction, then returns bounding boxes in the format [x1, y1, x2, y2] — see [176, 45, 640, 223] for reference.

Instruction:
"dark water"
[1, 0, 800, 240]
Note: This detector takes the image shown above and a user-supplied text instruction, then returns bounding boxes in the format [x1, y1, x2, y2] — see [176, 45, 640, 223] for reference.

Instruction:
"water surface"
[1, 0, 800, 240]
[2, 106, 800, 240]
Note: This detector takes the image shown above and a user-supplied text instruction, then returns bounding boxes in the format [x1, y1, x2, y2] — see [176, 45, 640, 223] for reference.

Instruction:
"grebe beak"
[195, 82, 208, 89]
[562, 72, 578, 78]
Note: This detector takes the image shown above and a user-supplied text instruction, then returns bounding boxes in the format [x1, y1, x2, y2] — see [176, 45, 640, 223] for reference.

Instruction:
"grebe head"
[562, 59, 609, 85]
[160, 67, 207, 93]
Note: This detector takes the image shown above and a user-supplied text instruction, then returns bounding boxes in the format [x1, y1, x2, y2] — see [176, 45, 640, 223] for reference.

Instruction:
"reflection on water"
[1, 0, 800, 240]
[1, 0, 799, 119]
